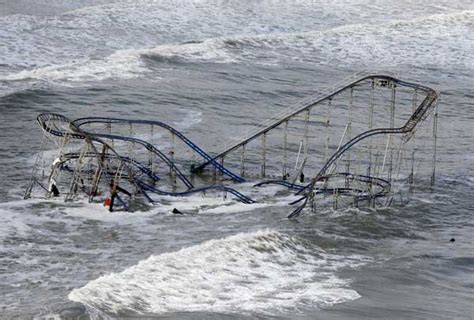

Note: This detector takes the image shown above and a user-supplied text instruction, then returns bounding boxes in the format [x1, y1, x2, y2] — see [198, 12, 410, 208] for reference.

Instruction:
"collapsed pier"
[24, 72, 440, 217]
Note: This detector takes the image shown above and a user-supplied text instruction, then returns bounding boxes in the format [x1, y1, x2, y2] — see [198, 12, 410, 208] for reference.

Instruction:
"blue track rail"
[60, 152, 161, 182]
[73, 117, 245, 183]
[36, 113, 255, 206]
[253, 180, 306, 191]
[287, 77, 438, 218]
[80, 131, 194, 190]
[136, 180, 255, 204]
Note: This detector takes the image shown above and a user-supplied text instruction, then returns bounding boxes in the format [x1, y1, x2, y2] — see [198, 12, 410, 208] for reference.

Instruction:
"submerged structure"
[24, 72, 440, 218]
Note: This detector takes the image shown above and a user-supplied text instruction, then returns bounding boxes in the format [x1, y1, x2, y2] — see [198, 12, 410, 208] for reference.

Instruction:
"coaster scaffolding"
[25, 72, 440, 217]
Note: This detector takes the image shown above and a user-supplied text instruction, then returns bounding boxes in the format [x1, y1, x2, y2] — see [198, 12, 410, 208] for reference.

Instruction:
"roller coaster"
[24, 72, 440, 218]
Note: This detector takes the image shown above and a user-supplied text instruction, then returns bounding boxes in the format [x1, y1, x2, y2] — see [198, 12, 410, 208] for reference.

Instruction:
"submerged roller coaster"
[24, 72, 440, 218]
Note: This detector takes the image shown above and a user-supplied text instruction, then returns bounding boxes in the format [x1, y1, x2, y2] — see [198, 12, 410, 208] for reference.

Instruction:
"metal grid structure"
[24, 73, 439, 217]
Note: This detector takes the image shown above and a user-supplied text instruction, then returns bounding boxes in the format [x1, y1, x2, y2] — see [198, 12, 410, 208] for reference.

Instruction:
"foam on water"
[0, 38, 234, 85]
[135, 10, 474, 70]
[1, 9, 472, 94]
[1, 1, 473, 318]
[0, 49, 149, 83]
[0, 207, 33, 240]
[142, 39, 238, 64]
[152, 193, 279, 216]
[69, 230, 369, 315]
[61, 195, 260, 222]
[61, 181, 292, 221]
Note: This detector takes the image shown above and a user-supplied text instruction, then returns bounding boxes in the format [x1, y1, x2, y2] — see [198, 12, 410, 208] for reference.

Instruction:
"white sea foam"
[173, 109, 203, 130]
[0, 208, 33, 240]
[142, 39, 238, 63]
[140, 10, 474, 68]
[1, 9, 472, 90]
[65, 202, 157, 223]
[69, 230, 368, 315]
[0, 39, 234, 84]
[152, 195, 275, 215]
[0, 49, 148, 83]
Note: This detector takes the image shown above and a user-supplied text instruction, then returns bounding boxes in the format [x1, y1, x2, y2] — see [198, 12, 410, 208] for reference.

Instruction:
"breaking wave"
[69, 230, 369, 315]
[0, 49, 148, 83]
[1, 9, 472, 90]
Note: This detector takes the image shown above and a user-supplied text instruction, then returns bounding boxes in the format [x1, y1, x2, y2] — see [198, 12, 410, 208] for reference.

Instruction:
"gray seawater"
[0, 0, 473, 318]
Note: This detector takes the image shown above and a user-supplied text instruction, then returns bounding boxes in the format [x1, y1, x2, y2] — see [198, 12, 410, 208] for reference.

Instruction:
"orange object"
[104, 198, 111, 206]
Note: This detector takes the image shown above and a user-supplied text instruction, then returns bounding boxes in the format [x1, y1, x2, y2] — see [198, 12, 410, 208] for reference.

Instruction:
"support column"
[107, 122, 113, 148]
[325, 98, 332, 162]
[409, 149, 415, 186]
[149, 124, 154, 172]
[409, 88, 418, 189]
[90, 144, 107, 199]
[431, 95, 439, 186]
[367, 80, 375, 176]
[220, 156, 225, 176]
[346, 87, 354, 173]
[282, 121, 288, 179]
[388, 84, 396, 181]
[170, 132, 176, 184]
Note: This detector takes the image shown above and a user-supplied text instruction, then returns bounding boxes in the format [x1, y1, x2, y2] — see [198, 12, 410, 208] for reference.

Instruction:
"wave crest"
[69, 230, 368, 315]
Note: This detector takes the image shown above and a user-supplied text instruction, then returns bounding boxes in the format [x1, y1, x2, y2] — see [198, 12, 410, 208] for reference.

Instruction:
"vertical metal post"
[325, 98, 331, 162]
[171, 132, 176, 184]
[282, 121, 288, 179]
[149, 124, 154, 171]
[107, 122, 113, 148]
[24, 132, 46, 199]
[261, 133, 267, 178]
[368, 80, 375, 176]
[66, 135, 86, 201]
[333, 187, 339, 210]
[56, 132, 72, 198]
[409, 88, 418, 189]
[220, 156, 225, 176]
[309, 188, 315, 212]
[431, 95, 439, 186]
[388, 84, 396, 180]
[369, 81, 375, 128]
[390, 84, 396, 128]
[346, 87, 354, 172]
[90, 144, 107, 199]
[409, 149, 415, 186]
[128, 123, 133, 159]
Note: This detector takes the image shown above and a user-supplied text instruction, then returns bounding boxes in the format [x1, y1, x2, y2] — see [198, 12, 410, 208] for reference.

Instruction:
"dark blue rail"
[81, 131, 194, 189]
[136, 180, 255, 204]
[60, 152, 161, 182]
[253, 180, 306, 191]
[73, 117, 245, 183]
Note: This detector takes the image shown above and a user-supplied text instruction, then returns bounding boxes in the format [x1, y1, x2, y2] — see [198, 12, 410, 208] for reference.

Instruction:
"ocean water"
[0, 0, 473, 318]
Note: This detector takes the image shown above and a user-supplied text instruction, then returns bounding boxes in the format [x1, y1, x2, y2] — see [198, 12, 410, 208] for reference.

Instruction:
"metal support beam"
[431, 95, 439, 185]
[367, 80, 375, 177]
[261, 133, 267, 178]
[325, 98, 331, 162]
[388, 84, 396, 180]
[171, 132, 176, 184]
[346, 87, 354, 173]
